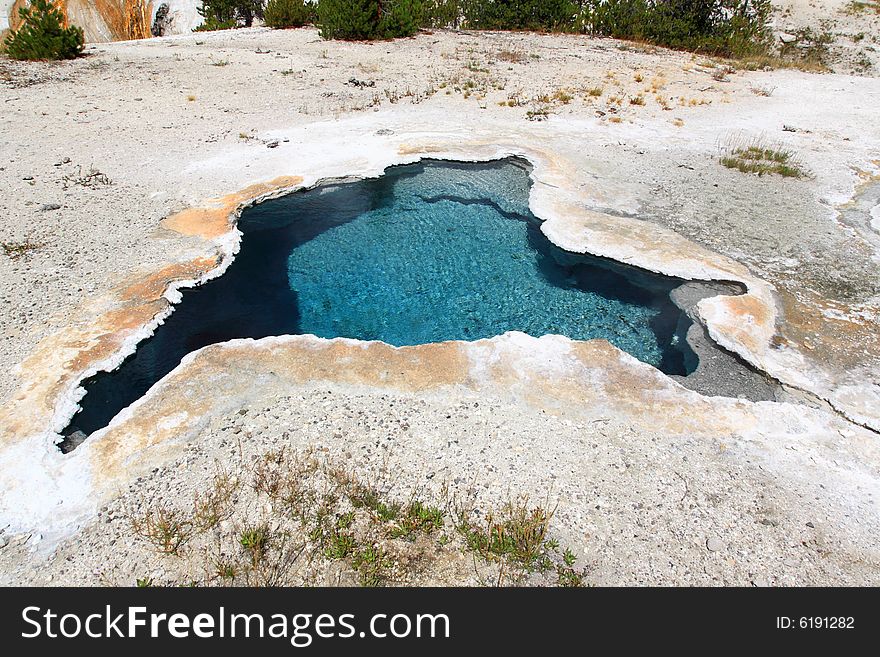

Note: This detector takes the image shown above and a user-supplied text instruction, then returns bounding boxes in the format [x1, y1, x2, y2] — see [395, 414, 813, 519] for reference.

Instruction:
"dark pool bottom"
[61, 158, 697, 447]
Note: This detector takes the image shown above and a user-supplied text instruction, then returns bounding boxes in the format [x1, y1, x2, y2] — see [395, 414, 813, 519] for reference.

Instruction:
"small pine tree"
[4, 0, 85, 61]
[317, 0, 422, 40]
[196, 0, 264, 30]
[317, 0, 379, 39]
[264, 0, 314, 28]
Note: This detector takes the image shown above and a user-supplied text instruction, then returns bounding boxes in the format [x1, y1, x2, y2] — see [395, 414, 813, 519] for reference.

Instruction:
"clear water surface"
[63, 159, 695, 444]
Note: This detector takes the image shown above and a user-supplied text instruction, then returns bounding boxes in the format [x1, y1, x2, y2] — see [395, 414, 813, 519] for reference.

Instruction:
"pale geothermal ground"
[1, 8, 880, 586]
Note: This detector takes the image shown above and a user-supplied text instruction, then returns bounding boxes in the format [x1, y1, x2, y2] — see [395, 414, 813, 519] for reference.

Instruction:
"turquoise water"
[62, 159, 694, 444]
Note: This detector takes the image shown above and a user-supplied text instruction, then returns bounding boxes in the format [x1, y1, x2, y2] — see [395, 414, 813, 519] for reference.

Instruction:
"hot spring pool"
[62, 158, 696, 445]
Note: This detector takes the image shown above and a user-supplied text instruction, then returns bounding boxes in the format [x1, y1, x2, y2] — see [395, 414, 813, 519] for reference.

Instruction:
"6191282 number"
[776, 617, 855, 629]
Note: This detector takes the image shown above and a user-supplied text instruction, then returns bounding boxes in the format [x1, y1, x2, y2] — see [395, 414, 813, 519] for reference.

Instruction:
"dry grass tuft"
[844, 1, 880, 15]
[496, 49, 528, 64]
[2, 237, 44, 260]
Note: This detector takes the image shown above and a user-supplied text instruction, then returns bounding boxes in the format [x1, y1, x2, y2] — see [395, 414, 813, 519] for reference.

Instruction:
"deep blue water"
[62, 159, 695, 445]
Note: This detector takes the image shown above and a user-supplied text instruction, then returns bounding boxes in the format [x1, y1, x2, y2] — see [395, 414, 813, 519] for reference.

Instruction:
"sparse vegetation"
[454, 497, 588, 586]
[2, 237, 44, 261]
[526, 106, 551, 121]
[125, 448, 589, 587]
[130, 505, 195, 555]
[4, 0, 84, 61]
[720, 139, 809, 178]
[845, 1, 880, 15]
[778, 27, 834, 70]
[61, 166, 112, 190]
[496, 49, 528, 64]
[553, 88, 574, 104]
[192, 470, 239, 530]
[750, 84, 775, 97]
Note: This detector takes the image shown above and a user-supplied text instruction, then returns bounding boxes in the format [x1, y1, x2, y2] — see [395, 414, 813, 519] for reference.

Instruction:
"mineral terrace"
[1, 18, 879, 585]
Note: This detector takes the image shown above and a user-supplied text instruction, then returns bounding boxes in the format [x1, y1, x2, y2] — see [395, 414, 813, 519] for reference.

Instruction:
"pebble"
[40, 203, 61, 212]
[706, 537, 724, 552]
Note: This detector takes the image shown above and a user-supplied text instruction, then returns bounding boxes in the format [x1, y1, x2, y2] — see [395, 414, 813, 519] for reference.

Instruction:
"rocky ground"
[1, 19, 879, 586]
[7, 389, 878, 587]
[773, 0, 880, 75]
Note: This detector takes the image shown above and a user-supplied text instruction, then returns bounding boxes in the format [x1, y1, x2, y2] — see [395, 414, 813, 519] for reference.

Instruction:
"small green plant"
[389, 501, 445, 540]
[214, 559, 237, 581]
[456, 498, 553, 571]
[4, 0, 84, 61]
[135, 577, 154, 587]
[554, 547, 588, 587]
[352, 545, 392, 586]
[324, 514, 357, 559]
[720, 139, 809, 178]
[375, 501, 401, 522]
[239, 524, 272, 566]
[264, 0, 314, 28]
[466, 60, 490, 73]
